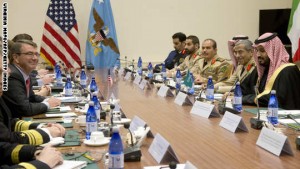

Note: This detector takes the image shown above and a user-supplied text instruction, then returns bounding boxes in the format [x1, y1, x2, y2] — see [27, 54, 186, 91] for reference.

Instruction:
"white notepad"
[53, 160, 87, 169]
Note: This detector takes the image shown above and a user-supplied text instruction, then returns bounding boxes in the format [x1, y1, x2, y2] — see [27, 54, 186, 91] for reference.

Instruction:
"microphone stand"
[218, 79, 240, 115]
[250, 86, 264, 129]
[123, 123, 142, 162]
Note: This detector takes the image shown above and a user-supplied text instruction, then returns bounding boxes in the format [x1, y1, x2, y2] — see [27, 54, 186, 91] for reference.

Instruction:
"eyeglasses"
[17, 52, 40, 58]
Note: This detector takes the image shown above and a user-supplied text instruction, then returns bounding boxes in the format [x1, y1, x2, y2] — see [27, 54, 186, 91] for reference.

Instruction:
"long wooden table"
[115, 77, 299, 169]
[64, 70, 300, 169]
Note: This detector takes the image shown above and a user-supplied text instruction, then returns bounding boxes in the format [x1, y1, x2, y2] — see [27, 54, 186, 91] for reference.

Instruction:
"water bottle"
[206, 76, 214, 101]
[161, 62, 167, 82]
[187, 72, 195, 95]
[267, 90, 278, 125]
[80, 69, 87, 89]
[175, 69, 182, 91]
[56, 69, 63, 87]
[108, 126, 124, 169]
[137, 57, 142, 76]
[92, 91, 101, 122]
[233, 82, 242, 112]
[54, 62, 60, 74]
[86, 101, 98, 140]
[90, 75, 98, 93]
[147, 62, 153, 78]
[64, 74, 73, 96]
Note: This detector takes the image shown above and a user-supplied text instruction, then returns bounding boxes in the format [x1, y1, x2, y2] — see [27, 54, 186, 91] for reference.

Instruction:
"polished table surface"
[65, 70, 300, 169]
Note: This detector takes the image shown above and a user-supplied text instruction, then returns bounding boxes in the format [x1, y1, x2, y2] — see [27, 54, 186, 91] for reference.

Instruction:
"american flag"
[107, 69, 113, 86]
[40, 0, 82, 68]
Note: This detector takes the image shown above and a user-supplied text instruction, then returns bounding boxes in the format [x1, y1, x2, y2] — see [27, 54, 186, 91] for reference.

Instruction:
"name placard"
[134, 75, 142, 85]
[256, 127, 293, 156]
[219, 111, 248, 132]
[157, 85, 174, 97]
[190, 101, 220, 118]
[129, 116, 147, 132]
[174, 92, 188, 106]
[139, 79, 149, 90]
[148, 133, 179, 164]
[124, 72, 132, 81]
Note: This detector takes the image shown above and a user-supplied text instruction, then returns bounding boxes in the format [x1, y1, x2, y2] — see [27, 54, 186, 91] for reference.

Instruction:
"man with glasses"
[3, 40, 61, 118]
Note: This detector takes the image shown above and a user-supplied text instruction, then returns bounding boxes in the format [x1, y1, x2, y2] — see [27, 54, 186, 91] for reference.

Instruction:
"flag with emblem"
[86, 0, 120, 69]
[40, 0, 82, 68]
[288, 0, 300, 63]
[183, 70, 193, 88]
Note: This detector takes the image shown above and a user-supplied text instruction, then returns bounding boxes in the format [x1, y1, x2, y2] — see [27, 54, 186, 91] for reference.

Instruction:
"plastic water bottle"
[64, 74, 73, 96]
[56, 69, 63, 87]
[80, 69, 87, 89]
[267, 90, 278, 125]
[137, 57, 142, 76]
[187, 72, 195, 95]
[175, 69, 182, 91]
[90, 75, 98, 93]
[206, 76, 214, 101]
[92, 91, 101, 122]
[147, 62, 153, 78]
[108, 126, 124, 169]
[233, 82, 242, 112]
[161, 62, 167, 82]
[54, 62, 60, 74]
[86, 101, 98, 140]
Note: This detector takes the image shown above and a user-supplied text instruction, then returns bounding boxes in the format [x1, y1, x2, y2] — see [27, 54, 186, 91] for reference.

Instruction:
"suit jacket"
[0, 98, 50, 145]
[2, 64, 47, 118]
[0, 142, 50, 169]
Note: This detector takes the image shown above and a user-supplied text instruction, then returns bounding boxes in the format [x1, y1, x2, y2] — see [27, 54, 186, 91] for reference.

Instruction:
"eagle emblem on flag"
[88, 8, 120, 56]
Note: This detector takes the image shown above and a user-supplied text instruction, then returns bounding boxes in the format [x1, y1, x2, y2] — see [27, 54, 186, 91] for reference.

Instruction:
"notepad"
[53, 160, 87, 169]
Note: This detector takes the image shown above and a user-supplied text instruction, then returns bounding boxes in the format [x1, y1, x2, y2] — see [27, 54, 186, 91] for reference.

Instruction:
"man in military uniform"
[215, 39, 258, 105]
[167, 35, 201, 77]
[194, 39, 232, 84]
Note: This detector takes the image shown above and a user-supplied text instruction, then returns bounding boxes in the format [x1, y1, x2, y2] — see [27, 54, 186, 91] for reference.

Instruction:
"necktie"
[240, 66, 245, 76]
[26, 78, 30, 97]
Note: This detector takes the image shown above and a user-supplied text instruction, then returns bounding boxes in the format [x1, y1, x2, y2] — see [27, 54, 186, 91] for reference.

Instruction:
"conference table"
[63, 69, 300, 169]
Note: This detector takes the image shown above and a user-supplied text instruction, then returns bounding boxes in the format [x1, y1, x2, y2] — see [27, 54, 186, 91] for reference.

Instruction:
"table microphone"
[286, 114, 300, 126]
[159, 161, 177, 169]
[250, 86, 263, 129]
[123, 123, 142, 162]
[218, 79, 240, 115]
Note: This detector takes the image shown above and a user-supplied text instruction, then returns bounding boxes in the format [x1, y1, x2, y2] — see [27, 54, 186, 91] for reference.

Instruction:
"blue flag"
[86, 0, 120, 68]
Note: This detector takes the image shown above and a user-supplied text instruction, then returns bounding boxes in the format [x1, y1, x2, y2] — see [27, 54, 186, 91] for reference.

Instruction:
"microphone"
[218, 79, 240, 115]
[250, 86, 264, 129]
[159, 161, 177, 169]
[123, 123, 142, 162]
[286, 114, 300, 126]
[110, 104, 115, 127]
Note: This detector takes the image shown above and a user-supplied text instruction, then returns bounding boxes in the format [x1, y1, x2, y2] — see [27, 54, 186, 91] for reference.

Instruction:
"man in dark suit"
[3, 40, 61, 118]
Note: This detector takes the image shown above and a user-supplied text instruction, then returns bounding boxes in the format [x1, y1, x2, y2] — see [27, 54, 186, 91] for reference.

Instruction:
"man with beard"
[167, 35, 201, 77]
[194, 39, 232, 84]
[253, 32, 300, 109]
[215, 39, 258, 105]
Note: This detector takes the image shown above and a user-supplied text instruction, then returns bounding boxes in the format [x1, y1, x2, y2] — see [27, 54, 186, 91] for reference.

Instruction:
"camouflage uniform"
[168, 54, 201, 77]
[194, 55, 232, 83]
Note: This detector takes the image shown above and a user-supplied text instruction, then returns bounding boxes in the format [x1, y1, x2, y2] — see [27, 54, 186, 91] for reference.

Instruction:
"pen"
[83, 153, 95, 161]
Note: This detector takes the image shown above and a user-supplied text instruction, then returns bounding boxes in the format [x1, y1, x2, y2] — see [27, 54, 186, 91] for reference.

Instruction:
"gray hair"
[235, 39, 253, 51]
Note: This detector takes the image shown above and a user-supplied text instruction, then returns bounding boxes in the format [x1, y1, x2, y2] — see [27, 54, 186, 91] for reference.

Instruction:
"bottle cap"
[208, 75, 212, 79]
[271, 90, 276, 94]
[236, 82, 240, 85]
[112, 126, 119, 133]
[89, 101, 95, 106]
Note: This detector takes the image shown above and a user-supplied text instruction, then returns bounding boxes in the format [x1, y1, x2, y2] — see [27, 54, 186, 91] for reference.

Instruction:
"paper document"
[53, 160, 87, 169]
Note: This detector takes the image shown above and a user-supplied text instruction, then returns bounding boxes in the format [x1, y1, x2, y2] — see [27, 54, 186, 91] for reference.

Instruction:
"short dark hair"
[10, 40, 37, 63]
[203, 38, 217, 49]
[186, 35, 199, 45]
[12, 33, 33, 42]
[172, 32, 186, 42]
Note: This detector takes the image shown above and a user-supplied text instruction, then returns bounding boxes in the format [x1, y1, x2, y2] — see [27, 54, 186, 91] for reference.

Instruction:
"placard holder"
[174, 92, 194, 106]
[157, 85, 175, 97]
[139, 79, 151, 90]
[219, 111, 248, 133]
[124, 72, 132, 81]
[148, 133, 179, 164]
[190, 101, 220, 118]
[133, 75, 142, 85]
[256, 127, 293, 156]
[130, 116, 154, 138]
